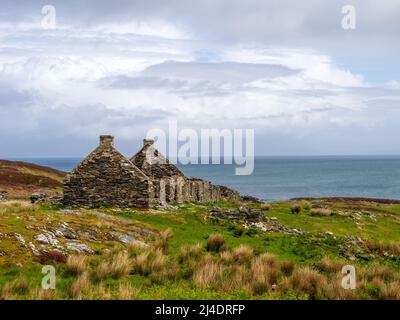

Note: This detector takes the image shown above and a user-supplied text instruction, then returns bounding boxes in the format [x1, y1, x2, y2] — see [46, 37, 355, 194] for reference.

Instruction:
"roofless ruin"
[63, 135, 240, 208]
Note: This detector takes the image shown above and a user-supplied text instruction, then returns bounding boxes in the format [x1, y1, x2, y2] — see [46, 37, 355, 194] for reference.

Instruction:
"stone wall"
[218, 185, 241, 201]
[63, 136, 241, 208]
[63, 136, 156, 208]
[0, 190, 8, 201]
[181, 180, 240, 203]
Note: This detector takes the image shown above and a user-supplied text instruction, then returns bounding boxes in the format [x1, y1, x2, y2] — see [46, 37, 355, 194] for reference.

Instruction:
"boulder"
[210, 206, 264, 223]
[66, 241, 94, 254]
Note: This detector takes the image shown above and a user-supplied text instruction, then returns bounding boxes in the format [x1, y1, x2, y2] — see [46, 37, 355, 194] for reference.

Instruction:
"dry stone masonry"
[0, 190, 8, 201]
[63, 136, 240, 208]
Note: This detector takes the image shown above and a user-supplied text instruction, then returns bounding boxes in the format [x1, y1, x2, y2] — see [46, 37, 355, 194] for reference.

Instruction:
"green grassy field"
[0, 198, 399, 300]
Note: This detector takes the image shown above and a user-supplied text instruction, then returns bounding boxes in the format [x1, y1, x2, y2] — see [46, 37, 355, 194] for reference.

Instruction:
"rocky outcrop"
[210, 206, 264, 222]
[210, 206, 305, 235]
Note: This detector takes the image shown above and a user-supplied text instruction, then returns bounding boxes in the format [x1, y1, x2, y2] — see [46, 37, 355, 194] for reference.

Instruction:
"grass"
[96, 251, 132, 280]
[66, 255, 88, 275]
[0, 198, 400, 299]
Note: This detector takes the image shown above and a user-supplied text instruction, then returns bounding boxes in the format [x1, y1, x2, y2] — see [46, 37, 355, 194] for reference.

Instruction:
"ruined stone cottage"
[63, 136, 240, 208]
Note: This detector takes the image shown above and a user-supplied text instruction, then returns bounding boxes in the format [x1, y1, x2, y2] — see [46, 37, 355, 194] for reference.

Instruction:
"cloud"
[0, 1, 399, 156]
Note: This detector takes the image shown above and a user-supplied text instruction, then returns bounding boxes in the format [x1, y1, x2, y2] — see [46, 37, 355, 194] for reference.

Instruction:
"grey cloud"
[101, 75, 187, 90]
[142, 61, 298, 83]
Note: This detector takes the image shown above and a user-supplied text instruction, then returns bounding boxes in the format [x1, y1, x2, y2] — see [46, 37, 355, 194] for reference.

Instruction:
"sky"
[0, 0, 399, 157]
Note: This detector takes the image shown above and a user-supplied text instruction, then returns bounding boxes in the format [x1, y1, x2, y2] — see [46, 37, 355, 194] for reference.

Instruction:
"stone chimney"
[100, 135, 114, 147]
[143, 139, 155, 147]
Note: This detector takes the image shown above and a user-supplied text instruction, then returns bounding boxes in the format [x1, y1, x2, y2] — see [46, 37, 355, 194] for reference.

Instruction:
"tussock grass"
[1, 198, 400, 300]
[290, 203, 301, 214]
[248, 254, 279, 295]
[206, 234, 226, 253]
[233, 245, 254, 263]
[177, 243, 202, 264]
[26, 287, 58, 300]
[118, 282, 140, 300]
[66, 255, 88, 275]
[193, 255, 224, 288]
[1, 276, 31, 298]
[133, 251, 151, 275]
[280, 260, 295, 276]
[96, 251, 132, 280]
[220, 250, 234, 264]
[260, 203, 271, 210]
[151, 249, 167, 272]
[87, 282, 111, 300]
[0, 200, 37, 215]
[310, 208, 333, 216]
[316, 257, 343, 273]
[69, 272, 91, 299]
[154, 228, 173, 254]
[379, 281, 400, 300]
[366, 240, 400, 256]
[287, 268, 328, 299]
[360, 265, 393, 281]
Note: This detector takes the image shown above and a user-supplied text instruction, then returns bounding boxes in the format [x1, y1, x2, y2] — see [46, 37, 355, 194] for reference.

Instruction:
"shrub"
[310, 208, 332, 216]
[290, 203, 301, 214]
[66, 255, 88, 275]
[206, 234, 226, 253]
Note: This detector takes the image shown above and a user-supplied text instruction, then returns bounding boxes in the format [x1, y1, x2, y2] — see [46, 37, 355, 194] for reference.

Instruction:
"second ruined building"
[63, 136, 240, 208]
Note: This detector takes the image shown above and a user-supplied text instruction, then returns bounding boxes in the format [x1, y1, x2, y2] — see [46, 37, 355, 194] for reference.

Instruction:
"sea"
[8, 156, 400, 202]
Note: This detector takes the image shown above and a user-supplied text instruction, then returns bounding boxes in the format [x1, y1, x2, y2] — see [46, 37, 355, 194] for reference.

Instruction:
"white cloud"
[0, 1, 399, 155]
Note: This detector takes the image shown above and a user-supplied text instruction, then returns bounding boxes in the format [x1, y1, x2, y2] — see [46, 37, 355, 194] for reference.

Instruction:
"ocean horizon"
[6, 155, 400, 202]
